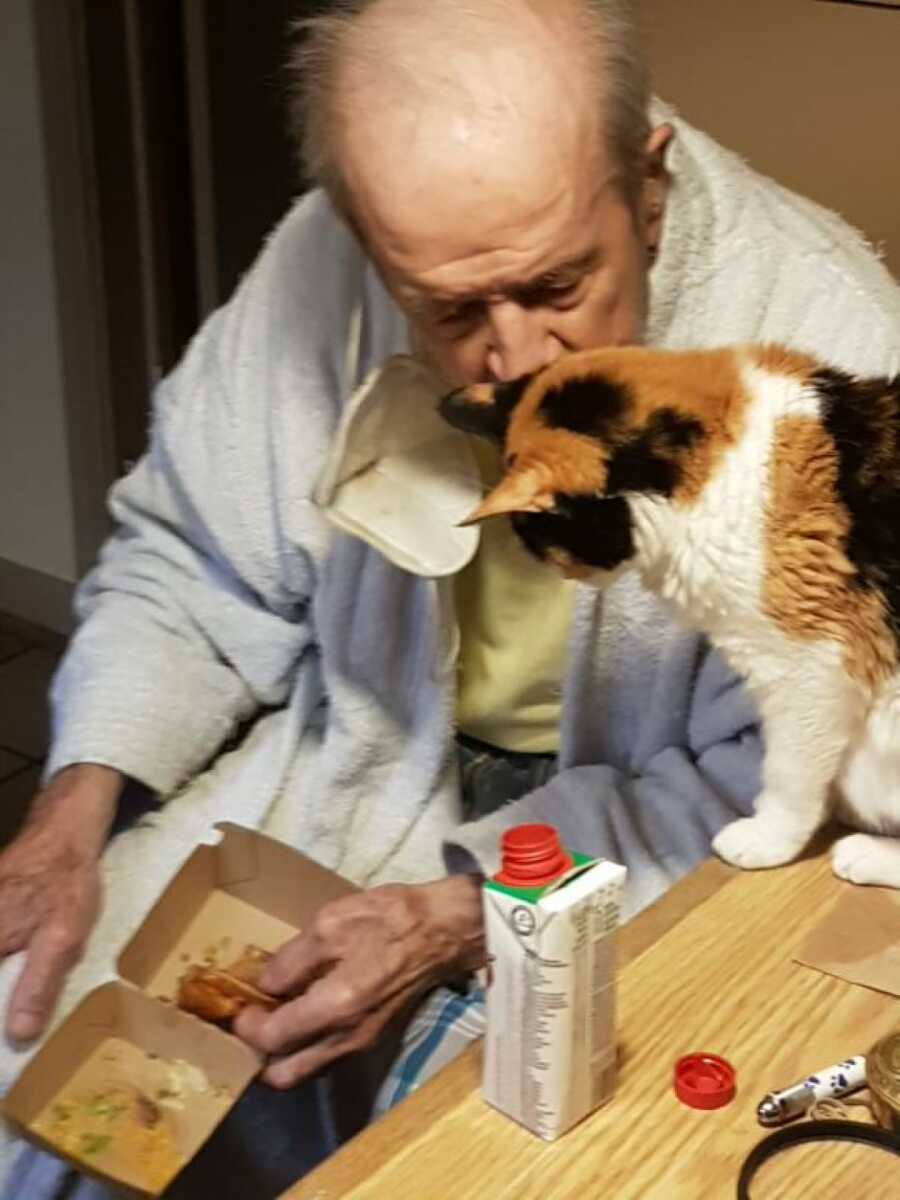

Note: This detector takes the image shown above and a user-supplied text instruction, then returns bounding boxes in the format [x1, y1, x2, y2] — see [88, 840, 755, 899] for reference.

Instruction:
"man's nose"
[485, 301, 562, 382]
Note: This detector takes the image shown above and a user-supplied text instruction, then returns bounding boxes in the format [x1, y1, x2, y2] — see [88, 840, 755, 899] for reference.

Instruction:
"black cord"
[738, 1119, 900, 1198]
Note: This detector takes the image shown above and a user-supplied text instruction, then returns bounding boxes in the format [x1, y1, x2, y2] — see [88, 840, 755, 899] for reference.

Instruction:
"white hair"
[286, 0, 651, 215]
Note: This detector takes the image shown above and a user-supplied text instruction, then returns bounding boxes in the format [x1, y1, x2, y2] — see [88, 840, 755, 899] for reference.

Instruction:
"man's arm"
[235, 646, 760, 1084]
[0, 395, 315, 1039]
[45, 382, 313, 801]
[235, 873, 485, 1086]
[2, 384, 314, 1042]
[0, 764, 122, 1039]
[0, 191, 355, 1039]
[46, 186, 359, 800]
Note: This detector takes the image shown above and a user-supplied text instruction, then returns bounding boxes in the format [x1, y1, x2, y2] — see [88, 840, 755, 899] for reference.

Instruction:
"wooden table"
[283, 852, 900, 1199]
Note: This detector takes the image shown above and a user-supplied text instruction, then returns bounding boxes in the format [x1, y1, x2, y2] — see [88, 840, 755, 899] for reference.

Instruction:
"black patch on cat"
[538, 375, 630, 437]
[512, 494, 635, 572]
[439, 376, 531, 442]
[816, 366, 900, 639]
[606, 408, 705, 497]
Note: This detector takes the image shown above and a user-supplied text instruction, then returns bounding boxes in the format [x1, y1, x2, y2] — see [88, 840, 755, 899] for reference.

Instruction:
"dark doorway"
[76, 1, 307, 473]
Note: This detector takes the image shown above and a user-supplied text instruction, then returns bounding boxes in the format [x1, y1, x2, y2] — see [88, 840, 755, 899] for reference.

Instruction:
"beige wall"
[641, 0, 900, 278]
[0, 0, 78, 584]
[1, 0, 894, 591]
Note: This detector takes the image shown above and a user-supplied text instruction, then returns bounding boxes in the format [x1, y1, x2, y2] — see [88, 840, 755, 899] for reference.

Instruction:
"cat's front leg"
[712, 662, 861, 870]
[713, 807, 819, 869]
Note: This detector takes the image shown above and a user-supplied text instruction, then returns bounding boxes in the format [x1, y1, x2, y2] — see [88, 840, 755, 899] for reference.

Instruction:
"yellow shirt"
[454, 440, 576, 753]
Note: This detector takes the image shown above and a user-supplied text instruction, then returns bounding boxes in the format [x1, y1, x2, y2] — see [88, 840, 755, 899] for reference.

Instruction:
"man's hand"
[0, 764, 122, 1041]
[234, 874, 485, 1088]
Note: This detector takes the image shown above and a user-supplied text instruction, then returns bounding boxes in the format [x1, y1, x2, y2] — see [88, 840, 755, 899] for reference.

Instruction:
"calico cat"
[440, 344, 900, 887]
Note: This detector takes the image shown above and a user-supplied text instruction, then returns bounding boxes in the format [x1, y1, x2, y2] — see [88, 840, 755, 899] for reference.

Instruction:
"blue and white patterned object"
[803, 1056, 867, 1100]
[374, 986, 487, 1116]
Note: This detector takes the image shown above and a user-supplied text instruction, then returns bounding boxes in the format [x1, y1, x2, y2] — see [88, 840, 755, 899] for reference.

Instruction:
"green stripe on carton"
[484, 851, 595, 902]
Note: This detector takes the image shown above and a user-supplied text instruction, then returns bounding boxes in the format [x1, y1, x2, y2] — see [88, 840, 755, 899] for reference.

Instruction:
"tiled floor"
[0, 612, 66, 846]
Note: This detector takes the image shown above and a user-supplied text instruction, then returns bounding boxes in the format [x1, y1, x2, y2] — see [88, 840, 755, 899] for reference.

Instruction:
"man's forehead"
[339, 32, 612, 290]
[379, 170, 619, 310]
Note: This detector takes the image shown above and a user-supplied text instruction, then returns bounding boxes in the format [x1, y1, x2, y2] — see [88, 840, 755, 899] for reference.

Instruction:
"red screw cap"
[494, 824, 573, 888]
[674, 1053, 737, 1110]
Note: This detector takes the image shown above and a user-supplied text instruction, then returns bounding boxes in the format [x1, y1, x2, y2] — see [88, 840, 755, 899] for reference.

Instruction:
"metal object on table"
[867, 1030, 900, 1133]
[756, 1055, 867, 1126]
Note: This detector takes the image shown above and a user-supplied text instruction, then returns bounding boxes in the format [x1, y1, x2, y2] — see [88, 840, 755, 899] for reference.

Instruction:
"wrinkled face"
[440, 347, 709, 579]
[385, 178, 654, 389]
[337, 40, 671, 388]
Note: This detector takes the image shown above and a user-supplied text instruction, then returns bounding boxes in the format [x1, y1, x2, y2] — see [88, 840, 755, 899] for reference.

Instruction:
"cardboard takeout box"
[3, 823, 355, 1197]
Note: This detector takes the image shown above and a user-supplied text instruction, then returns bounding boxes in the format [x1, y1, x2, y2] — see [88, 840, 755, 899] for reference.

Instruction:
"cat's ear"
[439, 376, 532, 442]
[458, 468, 555, 526]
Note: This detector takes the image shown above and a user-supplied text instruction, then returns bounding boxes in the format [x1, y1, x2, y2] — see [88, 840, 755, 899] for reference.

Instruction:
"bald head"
[288, 1, 668, 388]
[337, 0, 596, 129]
[334, 1, 603, 265]
[290, 0, 651, 216]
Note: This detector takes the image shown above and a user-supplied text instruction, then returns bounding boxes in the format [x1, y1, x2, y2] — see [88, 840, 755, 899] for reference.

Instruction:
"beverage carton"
[482, 824, 627, 1140]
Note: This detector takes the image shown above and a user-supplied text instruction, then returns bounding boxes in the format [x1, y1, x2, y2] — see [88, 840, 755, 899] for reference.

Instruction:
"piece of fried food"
[177, 945, 278, 1022]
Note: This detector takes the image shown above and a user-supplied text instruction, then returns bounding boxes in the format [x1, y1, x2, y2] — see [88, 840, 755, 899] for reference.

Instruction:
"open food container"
[3, 823, 355, 1196]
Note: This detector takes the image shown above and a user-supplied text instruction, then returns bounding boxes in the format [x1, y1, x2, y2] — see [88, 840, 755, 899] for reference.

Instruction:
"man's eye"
[435, 301, 483, 334]
[547, 280, 579, 296]
[434, 304, 489, 343]
[526, 280, 583, 309]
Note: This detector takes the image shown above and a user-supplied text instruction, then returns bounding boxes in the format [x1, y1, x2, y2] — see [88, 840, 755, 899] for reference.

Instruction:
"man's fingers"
[236, 958, 394, 1055]
[261, 1031, 352, 1089]
[232, 1002, 271, 1048]
[235, 973, 354, 1055]
[0, 877, 42, 958]
[5, 920, 83, 1042]
[0, 923, 29, 960]
[260, 986, 419, 1089]
[258, 932, 331, 997]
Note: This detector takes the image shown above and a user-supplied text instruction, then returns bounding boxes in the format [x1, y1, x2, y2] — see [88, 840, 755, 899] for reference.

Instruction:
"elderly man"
[2, 0, 898, 1194]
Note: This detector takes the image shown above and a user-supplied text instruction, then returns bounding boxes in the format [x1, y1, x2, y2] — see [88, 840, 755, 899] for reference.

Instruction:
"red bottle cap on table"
[493, 824, 573, 888]
[674, 1053, 736, 1110]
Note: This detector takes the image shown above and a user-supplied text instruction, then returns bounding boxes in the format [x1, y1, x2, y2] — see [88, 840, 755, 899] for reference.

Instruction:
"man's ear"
[640, 123, 674, 264]
[458, 468, 555, 525]
[439, 376, 532, 442]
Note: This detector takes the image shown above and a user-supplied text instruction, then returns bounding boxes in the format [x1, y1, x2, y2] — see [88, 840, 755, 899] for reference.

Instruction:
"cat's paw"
[832, 833, 900, 887]
[712, 815, 810, 870]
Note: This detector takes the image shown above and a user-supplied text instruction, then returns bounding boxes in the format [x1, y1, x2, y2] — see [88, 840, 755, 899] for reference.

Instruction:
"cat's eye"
[505, 453, 518, 469]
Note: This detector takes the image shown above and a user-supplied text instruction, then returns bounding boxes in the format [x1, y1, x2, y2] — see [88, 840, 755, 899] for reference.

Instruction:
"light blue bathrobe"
[3, 103, 899, 1196]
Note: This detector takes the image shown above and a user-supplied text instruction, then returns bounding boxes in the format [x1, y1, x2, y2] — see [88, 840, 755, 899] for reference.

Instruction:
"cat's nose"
[438, 384, 496, 434]
[438, 387, 470, 429]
